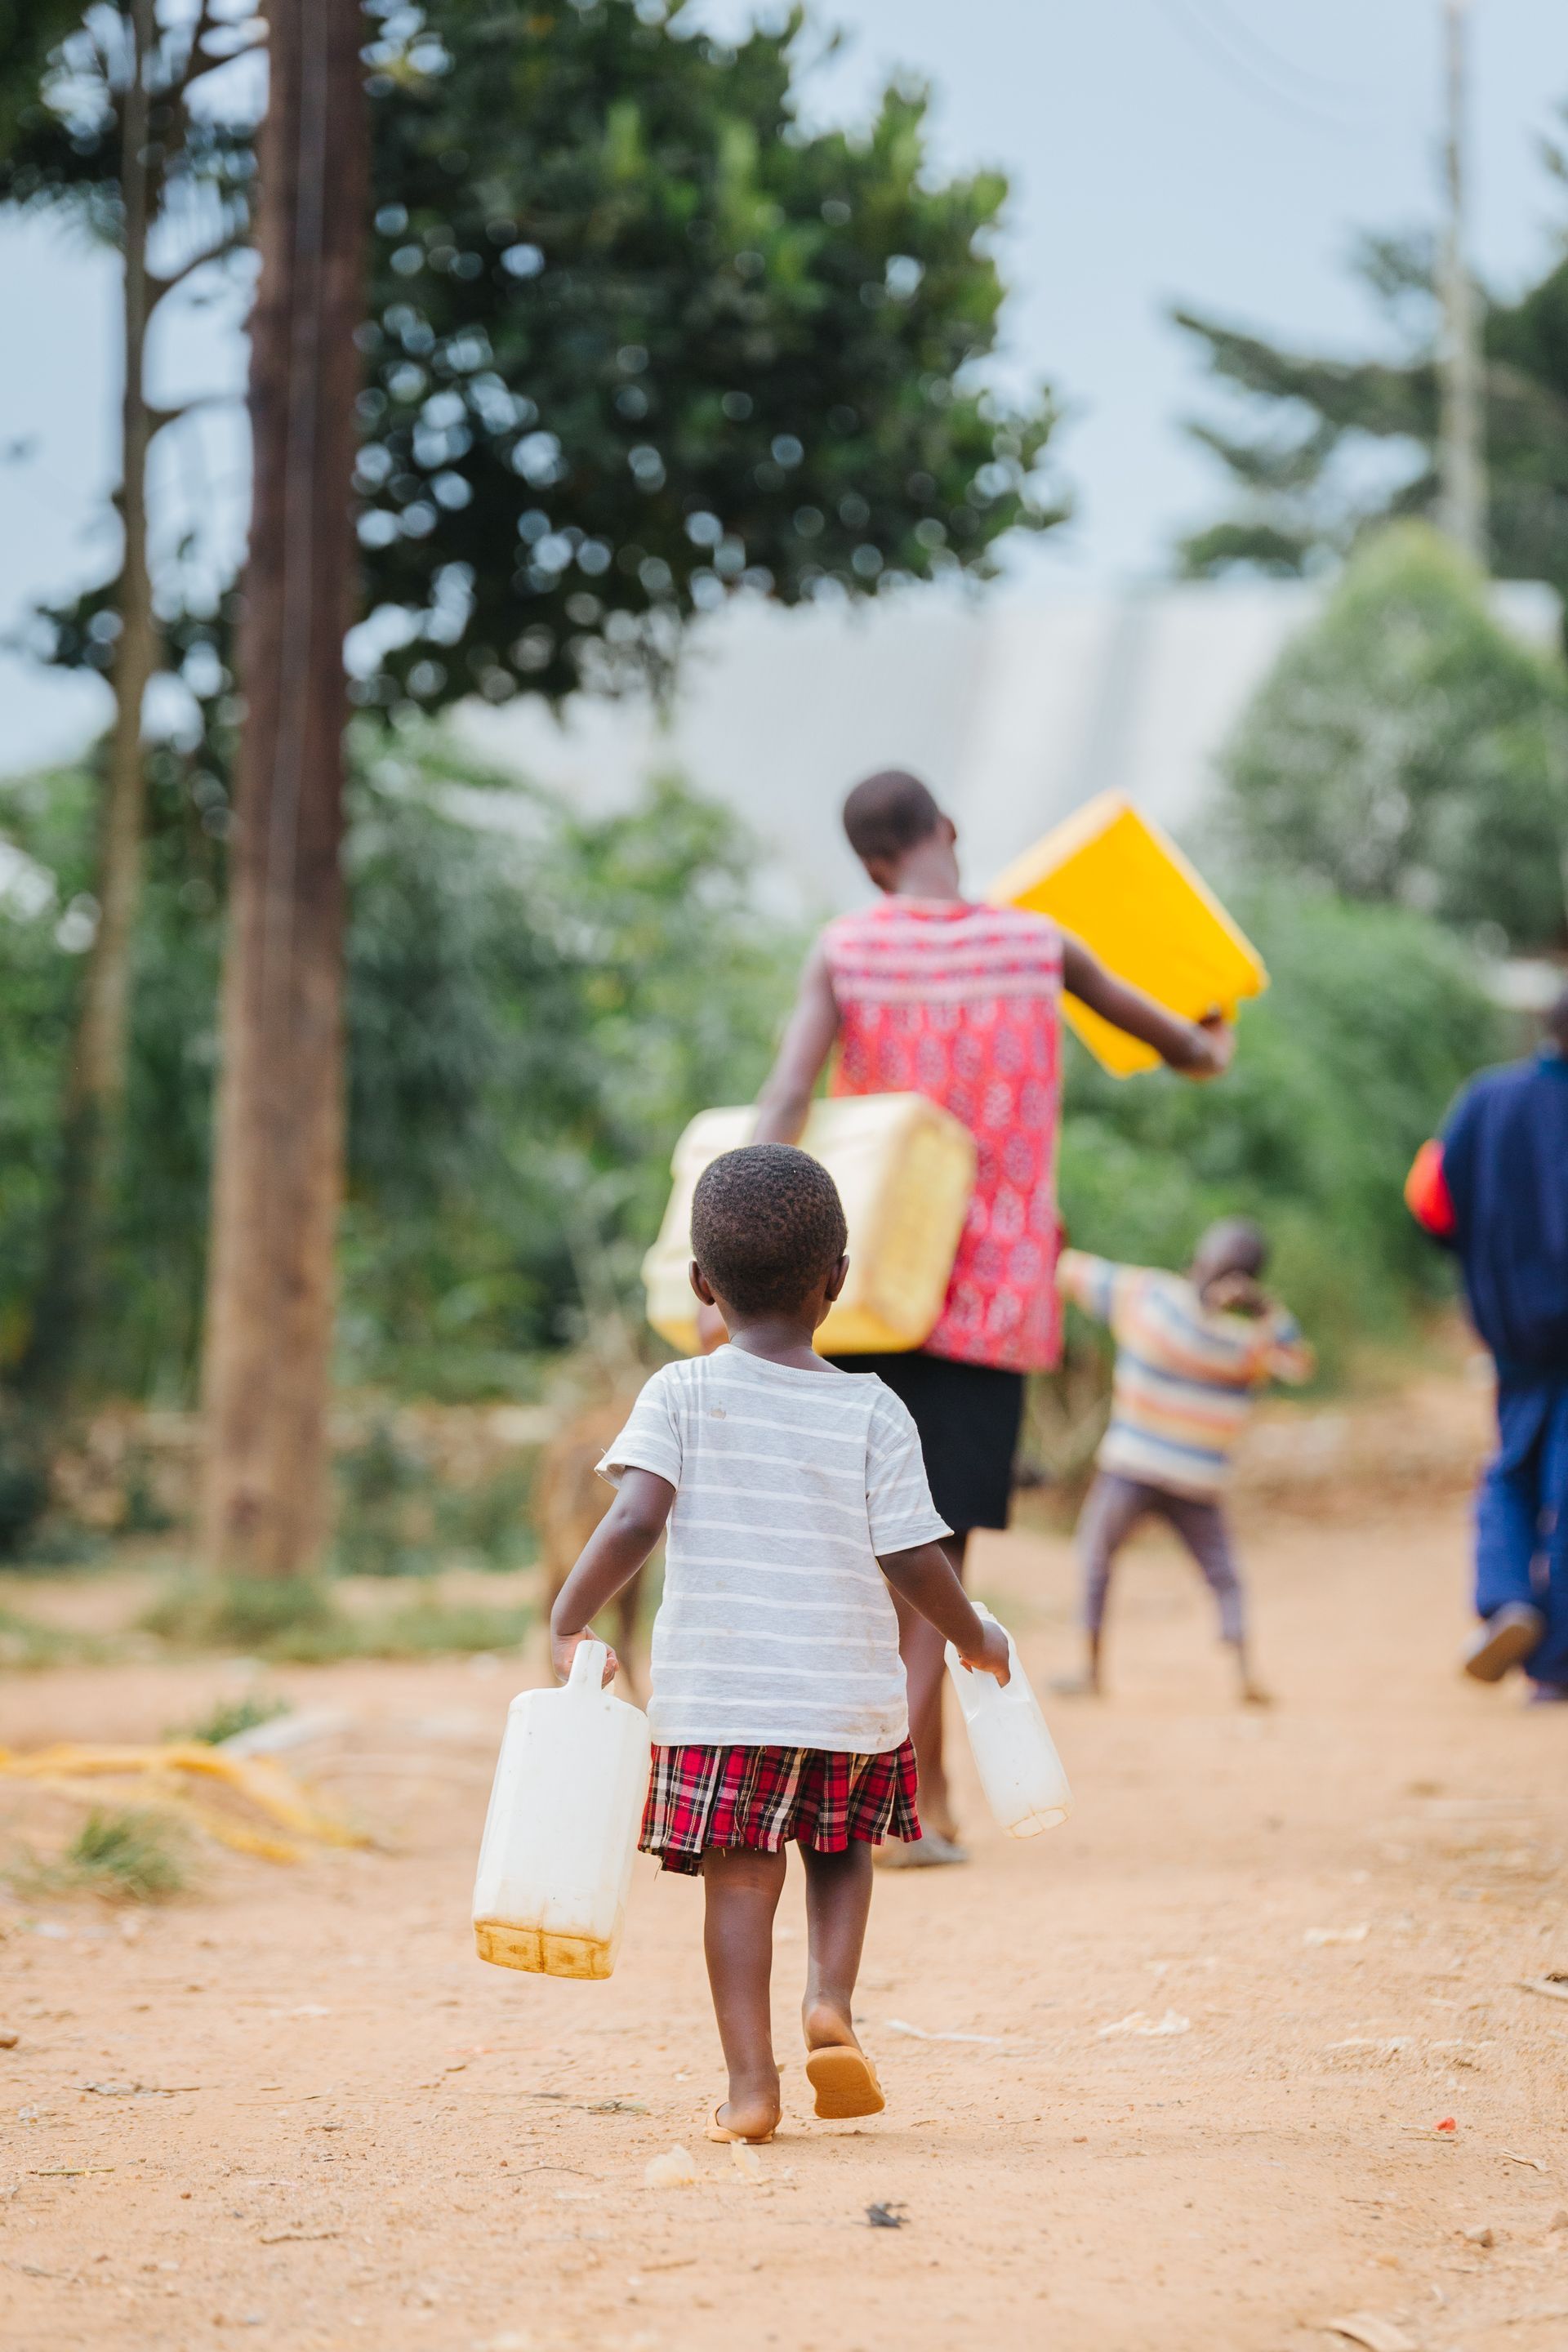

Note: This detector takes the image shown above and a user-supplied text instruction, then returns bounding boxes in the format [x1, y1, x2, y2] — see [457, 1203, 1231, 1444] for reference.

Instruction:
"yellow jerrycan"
[643, 1093, 977, 1356]
[988, 791, 1267, 1076]
[471, 1640, 651, 1980]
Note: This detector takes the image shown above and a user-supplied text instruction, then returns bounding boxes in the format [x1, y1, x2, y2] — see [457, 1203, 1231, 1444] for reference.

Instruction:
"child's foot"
[1241, 1678, 1274, 1707]
[1051, 1672, 1100, 1699]
[802, 2004, 884, 2120]
[706, 2085, 781, 2144]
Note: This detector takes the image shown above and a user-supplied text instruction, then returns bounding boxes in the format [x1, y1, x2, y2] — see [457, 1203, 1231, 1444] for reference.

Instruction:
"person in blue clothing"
[1405, 987, 1568, 1701]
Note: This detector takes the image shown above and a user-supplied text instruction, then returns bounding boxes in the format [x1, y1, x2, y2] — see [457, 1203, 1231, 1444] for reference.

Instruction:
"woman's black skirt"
[824, 1350, 1026, 1535]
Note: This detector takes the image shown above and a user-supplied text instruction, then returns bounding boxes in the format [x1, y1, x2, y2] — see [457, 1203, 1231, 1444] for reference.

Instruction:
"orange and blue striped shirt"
[1058, 1250, 1313, 1499]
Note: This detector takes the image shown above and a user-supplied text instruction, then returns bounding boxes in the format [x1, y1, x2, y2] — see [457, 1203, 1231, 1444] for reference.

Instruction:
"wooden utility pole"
[200, 0, 367, 1579]
[1437, 0, 1486, 565]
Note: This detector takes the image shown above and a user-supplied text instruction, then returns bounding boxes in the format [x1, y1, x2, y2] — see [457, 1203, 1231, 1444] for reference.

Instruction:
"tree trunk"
[20, 0, 160, 1406]
[199, 0, 367, 1579]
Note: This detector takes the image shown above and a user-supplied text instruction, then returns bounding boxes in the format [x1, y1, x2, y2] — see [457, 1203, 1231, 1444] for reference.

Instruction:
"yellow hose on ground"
[0, 1744, 368, 1860]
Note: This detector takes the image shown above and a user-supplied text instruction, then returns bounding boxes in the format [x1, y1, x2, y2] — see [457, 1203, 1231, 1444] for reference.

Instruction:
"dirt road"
[6, 1493, 1568, 2352]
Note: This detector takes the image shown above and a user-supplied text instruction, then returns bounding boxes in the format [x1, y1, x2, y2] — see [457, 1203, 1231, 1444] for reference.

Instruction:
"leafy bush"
[1219, 523, 1568, 950]
[0, 737, 797, 1401]
[1057, 883, 1502, 1378]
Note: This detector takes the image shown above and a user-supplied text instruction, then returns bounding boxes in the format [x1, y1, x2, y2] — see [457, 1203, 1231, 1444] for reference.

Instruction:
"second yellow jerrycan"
[988, 791, 1267, 1076]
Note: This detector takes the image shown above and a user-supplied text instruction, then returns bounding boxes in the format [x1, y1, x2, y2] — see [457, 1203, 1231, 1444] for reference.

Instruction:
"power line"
[1150, 0, 1374, 137]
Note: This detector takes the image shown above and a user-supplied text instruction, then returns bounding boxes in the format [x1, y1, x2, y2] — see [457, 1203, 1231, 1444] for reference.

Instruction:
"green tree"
[1217, 524, 1568, 951]
[12, 1, 1058, 730]
[0, 0, 252, 1403]
[1172, 221, 1568, 616]
[354, 0, 1057, 711]
[1058, 880, 1503, 1382]
[0, 737, 795, 1410]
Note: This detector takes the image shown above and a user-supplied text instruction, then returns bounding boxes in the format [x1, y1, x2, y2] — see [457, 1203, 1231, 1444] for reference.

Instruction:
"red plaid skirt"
[640, 1740, 921, 1877]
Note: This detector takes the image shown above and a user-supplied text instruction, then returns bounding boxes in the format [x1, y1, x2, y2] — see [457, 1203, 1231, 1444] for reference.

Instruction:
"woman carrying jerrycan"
[703, 769, 1236, 1863]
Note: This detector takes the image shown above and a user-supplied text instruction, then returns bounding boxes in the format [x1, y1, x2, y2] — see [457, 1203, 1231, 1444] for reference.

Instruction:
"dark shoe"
[1526, 1681, 1568, 1707]
[1463, 1604, 1545, 1684]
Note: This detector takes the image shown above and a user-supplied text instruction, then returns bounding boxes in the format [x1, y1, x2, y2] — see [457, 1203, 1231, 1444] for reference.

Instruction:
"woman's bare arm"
[752, 937, 841, 1143]
[1060, 933, 1234, 1077]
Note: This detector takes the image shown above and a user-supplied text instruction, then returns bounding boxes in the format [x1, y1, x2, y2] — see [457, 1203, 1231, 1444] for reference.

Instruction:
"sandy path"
[5, 1495, 1568, 2352]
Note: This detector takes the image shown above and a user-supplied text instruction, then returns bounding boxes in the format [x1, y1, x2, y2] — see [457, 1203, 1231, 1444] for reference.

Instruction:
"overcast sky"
[3, 0, 1567, 773]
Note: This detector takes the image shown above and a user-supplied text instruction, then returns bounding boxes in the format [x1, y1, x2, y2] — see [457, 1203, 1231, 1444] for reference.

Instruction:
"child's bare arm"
[550, 1468, 675, 1685]
[878, 1543, 1011, 1683]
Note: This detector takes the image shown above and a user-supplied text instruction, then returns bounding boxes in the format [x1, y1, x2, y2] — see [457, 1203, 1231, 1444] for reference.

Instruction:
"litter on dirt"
[1322, 2314, 1417, 2352]
[1095, 2010, 1192, 2038]
[883, 2020, 1007, 2046]
[1516, 1976, 1568, 2004]
[1503, 2150, 1548, 2172]
[866, 2202, 907, 2229]
[1304, 1924, 1370, 1946]
[729, 2143, 763, 2180]
[644, 2146, 701, 2189]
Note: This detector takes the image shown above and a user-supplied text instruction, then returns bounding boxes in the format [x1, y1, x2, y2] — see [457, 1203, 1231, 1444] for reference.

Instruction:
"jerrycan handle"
[567, 1637, 611, 1692]
[955, 1600, 1000, 1666]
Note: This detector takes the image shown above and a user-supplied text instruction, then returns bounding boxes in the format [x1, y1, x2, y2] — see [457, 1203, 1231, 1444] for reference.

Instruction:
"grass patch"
[167, 1690, 295, 1748]
[141, 1574, 530, 1663]
[267, 1592, 532, 1664]
[140, 1575, 336, 1653]
[0, 1606, 102, 1670]
[14, 1806, 190, 1904]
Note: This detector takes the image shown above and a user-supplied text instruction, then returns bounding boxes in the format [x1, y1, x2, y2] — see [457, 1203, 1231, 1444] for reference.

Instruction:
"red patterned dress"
[822, 897, 1066, 1374]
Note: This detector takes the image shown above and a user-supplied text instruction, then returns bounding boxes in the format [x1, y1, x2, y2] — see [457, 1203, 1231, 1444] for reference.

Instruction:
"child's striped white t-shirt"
[598, 1346, 950, 1753]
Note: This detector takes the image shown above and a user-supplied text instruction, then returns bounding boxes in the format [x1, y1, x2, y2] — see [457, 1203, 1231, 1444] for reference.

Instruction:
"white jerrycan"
[944, 1606, 1073, 1838]
[471, 1640, 651, 1979]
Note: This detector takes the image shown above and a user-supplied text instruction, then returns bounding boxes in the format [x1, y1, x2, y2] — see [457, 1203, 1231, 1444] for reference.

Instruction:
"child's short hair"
[691, 1144, 849, 1316]
[1197, 1216, 1269, 1278]
[842, 769, 942, 865]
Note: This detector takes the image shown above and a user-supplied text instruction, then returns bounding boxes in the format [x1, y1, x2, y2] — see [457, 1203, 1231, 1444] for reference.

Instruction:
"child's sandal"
[706, 2104, 775, 2145]
[804, 2045, 884, 2120]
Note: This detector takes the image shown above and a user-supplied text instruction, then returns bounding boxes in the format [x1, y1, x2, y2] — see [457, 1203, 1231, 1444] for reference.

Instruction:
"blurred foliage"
[140, 1571, 532, 1661]
[1216, 525, 1568, 951]
[332, 1419, 535, 1576]
[0, 738, 797, 1401]
[7, 0, 1058, 733]
[1058, 880, 1504, 1383]
[1172, 212, 1568, 622]
[1, 730, 1503, 1419]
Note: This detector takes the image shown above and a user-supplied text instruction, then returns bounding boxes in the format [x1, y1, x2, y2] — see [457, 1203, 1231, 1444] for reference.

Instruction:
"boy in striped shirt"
[1056, 1219, 1313, 1704]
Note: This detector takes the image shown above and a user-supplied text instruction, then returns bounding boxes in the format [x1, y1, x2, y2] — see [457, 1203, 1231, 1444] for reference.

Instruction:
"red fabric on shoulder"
[1404, 1137, 1456, 1238]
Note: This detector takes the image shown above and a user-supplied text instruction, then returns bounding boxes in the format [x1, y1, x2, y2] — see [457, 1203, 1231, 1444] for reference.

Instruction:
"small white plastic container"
[945, 1607, 1073, 1838]
[471, 1639, 652, 1979]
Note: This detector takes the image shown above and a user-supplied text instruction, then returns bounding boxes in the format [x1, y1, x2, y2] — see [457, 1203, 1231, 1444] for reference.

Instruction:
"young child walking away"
[1055, 1219, 1314, 1706]
[550, 1143, 1009, 2145]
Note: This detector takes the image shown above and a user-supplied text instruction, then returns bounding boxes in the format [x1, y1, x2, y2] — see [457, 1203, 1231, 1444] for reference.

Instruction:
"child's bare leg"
[1056, 1474, 1139, 1695]
[1165, 1492, 1271, 1705]
[1228, 1637, 1272, 1706]
[701, 1847, 786, 2140]
[800, 1841, 873, 2053]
